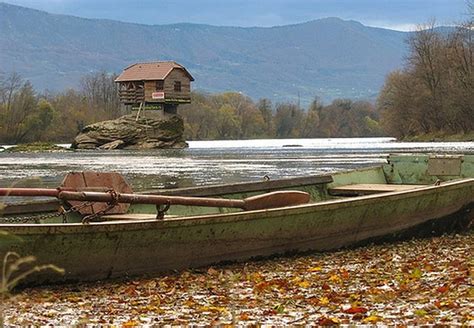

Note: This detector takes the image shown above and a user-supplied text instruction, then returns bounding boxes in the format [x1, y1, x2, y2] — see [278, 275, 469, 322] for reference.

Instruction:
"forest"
[379, 19, 473, 138]
[0, 72, 383, 144]
[0, 18, 472, 144]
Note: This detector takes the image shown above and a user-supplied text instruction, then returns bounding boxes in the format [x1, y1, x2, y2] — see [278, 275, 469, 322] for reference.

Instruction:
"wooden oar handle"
[58, 191, 246, 209]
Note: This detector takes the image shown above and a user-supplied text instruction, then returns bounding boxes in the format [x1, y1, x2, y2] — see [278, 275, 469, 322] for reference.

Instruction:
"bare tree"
[0, 72, 23, 112]
[80, 71, 122, 119]
[407, 22, 448, 130]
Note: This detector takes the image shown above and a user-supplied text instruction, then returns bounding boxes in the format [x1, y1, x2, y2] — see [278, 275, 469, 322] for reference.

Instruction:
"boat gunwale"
[1, 177, 473, 234]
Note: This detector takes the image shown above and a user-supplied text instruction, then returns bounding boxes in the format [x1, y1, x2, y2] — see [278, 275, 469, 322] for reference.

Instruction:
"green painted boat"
[0, 153, 473, 285]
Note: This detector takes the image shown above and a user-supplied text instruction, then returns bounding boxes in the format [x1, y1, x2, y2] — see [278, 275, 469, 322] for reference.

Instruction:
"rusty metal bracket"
[156, 201, 171, 220]
[81, 190, 120, 224]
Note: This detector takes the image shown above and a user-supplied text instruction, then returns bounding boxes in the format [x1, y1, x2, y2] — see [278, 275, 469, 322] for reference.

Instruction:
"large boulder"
[71, 113, 188, 149]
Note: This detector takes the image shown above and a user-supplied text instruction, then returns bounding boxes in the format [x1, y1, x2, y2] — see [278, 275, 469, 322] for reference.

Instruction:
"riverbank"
[402, 132, 474, 142]
[2, 232, 472, 326]
[4, 142, 71, 153]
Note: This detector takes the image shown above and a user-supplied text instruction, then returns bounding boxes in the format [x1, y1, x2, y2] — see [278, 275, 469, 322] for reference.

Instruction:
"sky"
[3, 0, 470, 31]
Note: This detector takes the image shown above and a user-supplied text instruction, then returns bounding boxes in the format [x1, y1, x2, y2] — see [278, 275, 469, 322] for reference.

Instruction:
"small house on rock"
[115, 61, 194, 114]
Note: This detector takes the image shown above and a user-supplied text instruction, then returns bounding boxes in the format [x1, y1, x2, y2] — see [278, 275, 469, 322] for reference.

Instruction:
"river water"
[1, 138, 473, 191]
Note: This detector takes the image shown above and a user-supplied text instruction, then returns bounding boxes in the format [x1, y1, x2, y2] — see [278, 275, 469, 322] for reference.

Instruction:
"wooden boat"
[0, 153, 473, 285]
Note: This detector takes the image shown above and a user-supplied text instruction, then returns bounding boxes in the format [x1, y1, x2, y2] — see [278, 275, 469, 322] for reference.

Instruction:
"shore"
[2, 231, 473, 326]
[402, 132, 474, 142]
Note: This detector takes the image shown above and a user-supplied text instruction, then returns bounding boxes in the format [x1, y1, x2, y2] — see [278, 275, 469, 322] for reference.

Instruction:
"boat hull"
[1, 178, 473, 285]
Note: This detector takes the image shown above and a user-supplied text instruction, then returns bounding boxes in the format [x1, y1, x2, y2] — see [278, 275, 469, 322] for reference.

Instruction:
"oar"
[58, 190, 310, 211]
[0, 188, 310, 211]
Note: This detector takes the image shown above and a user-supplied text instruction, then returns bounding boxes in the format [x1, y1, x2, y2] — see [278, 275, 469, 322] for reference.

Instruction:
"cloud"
[364, 22, 419, 32]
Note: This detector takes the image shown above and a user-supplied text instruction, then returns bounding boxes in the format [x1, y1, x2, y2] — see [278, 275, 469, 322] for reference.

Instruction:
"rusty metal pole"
[0, 188, 60, 197]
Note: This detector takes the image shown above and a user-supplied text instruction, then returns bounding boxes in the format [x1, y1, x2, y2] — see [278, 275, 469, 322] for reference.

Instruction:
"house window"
[174, 81, 182, 92]
[156, 80, 164, 90]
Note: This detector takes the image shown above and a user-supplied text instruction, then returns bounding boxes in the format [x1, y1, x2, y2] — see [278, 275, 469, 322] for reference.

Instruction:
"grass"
[5, 142, 72, 153]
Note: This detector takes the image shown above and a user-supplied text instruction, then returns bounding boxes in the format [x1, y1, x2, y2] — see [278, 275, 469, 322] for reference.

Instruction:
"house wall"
[143, 68, 191, 103]
[164, 69, 191, 100]
[144, 81, 156, 101]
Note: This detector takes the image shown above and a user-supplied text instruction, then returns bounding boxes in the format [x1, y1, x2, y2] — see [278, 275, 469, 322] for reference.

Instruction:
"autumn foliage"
[378, 18, 474, 138]
[0, 72, 125, 144]
[0, 73, 383, 144]
[181, 93, 383, 140]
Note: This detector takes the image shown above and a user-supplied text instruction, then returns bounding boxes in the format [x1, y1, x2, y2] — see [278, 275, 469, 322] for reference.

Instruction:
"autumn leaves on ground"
[3, 232, 473, 326]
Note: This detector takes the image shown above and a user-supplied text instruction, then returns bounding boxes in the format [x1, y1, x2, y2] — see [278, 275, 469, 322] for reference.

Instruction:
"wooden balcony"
[119, 90, 145, 104]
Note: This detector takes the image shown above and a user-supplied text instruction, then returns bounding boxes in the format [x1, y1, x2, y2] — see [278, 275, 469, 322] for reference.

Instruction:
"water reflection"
[0, 138, 473, 191]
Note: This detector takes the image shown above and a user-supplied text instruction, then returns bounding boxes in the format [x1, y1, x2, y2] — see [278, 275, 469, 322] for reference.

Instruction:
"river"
[1, 137, 473, 191]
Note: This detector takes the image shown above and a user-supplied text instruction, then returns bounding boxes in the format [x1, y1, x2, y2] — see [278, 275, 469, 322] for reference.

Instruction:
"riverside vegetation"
[0, 19, 472, 145]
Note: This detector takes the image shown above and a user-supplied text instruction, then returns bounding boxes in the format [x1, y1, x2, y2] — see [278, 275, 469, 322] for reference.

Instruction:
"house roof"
[115, 61, 195, 82]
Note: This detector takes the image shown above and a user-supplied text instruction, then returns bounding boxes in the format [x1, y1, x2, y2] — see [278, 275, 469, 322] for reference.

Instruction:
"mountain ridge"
[1, 2, 412, 103]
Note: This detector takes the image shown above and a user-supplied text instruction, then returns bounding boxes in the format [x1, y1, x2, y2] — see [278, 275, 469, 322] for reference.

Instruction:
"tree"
[444, 16, 474, 132]
[215, 104, 241, 139]
[2, 81, 37, 143]
[0, 72, 22, 112]
[274, 102, 304, 138]
[301, 97, 322, 138]
[378, 12, 474, 137]
[407, 23, 448, 131]
[257, 98, 274, 136]
[80, 71, 122, 120]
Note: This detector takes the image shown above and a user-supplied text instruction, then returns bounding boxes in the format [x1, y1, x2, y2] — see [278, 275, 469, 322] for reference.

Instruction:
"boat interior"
[1, 154, 473, 224]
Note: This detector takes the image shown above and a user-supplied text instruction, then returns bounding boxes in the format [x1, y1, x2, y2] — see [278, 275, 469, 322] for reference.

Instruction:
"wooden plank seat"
[146, 175, 334, 197]
[329, 183, 427, 196]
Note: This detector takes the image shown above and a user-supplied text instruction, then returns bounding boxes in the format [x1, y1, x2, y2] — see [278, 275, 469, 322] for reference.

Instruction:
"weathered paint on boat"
[0, 154, 473, 285]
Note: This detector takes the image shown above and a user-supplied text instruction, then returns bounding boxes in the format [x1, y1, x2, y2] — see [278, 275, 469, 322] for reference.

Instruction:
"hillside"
[0, 2, 409, 103]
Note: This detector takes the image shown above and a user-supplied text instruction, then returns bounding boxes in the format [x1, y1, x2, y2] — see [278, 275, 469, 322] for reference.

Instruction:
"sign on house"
[152, 92, 165, 99]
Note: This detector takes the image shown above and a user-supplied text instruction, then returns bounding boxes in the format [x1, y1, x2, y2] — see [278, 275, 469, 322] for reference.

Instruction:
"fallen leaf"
[298, 280, 311, 288]
[363, 315, 382, 323]
[343, 306, 368, 314]
[436, 285, 449, 293]
[317, 317, 340, 326]
[414, 309, 428, 317]
[319, 296, 330, 306]
[410, 267, 423, 279]
[199, 306, 227, 313]
[122, 320, 139, 327]
[309, 266, 322, 272]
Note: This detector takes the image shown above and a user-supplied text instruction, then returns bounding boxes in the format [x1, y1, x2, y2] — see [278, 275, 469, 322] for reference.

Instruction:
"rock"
[99, 140, 125, 150]
[71, 113, 188, 150]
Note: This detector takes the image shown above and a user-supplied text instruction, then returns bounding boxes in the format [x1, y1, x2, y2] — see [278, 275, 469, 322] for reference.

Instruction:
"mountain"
[0, 2, 409, 103]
